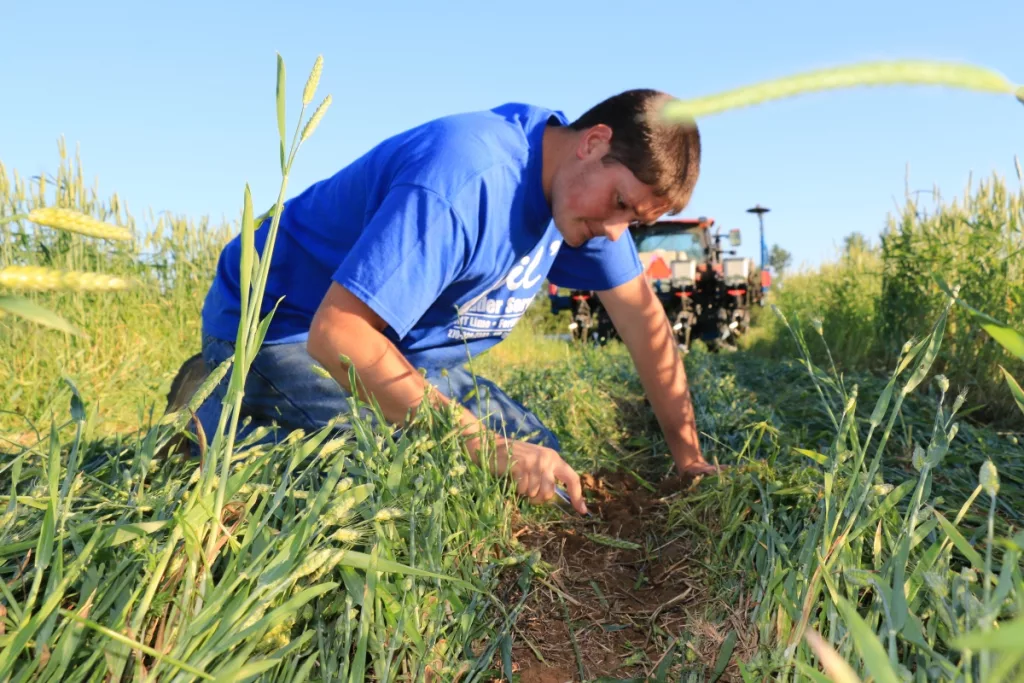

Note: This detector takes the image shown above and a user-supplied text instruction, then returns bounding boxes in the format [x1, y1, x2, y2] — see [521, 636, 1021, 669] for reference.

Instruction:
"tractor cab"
[630, 217, 711, 295]
[548, 213, 768, 350]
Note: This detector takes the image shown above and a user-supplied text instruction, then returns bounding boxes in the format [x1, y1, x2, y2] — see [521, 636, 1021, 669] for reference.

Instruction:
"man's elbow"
[307, 282, 389, 368]
[306, 320, 332, 367]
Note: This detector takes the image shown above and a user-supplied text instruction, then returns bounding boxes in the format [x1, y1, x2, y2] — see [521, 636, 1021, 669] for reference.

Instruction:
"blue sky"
[3, 0, 1021, 271]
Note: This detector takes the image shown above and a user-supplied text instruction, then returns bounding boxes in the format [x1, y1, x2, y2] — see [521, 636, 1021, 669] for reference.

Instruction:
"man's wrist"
[669, 434, 704, 467]
[460, 426, 511, 474]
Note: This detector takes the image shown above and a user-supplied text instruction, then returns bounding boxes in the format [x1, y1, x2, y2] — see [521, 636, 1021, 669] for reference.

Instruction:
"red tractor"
[549, 217, 770, 351]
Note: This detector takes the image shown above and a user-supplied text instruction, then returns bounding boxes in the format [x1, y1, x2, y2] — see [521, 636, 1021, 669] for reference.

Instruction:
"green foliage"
[675, 296, 1024, 682]
[749, 170, 1024, 427]
[3, 54, 1023, 682]
[769, 244, 793, 278]
[747, 235, 884, 371]
[879, 173, 1024, 425]
[0, 141, 235, 434]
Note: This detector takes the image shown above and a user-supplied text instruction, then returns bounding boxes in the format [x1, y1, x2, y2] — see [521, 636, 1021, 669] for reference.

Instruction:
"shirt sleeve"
[332, 183, 471, 339]
[545, 231, 644, 291]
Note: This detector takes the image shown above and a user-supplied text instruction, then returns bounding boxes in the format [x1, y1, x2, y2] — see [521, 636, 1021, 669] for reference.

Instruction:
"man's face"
[551, 125, 670, 248]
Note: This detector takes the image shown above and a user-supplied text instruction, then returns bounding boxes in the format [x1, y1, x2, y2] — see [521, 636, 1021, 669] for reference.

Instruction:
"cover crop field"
[1, 56, 1023, 682]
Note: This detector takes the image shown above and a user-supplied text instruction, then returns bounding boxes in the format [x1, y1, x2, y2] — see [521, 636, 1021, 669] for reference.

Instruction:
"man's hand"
[309, 283, 590, 512]
[466, 435, 588, 514]
[677, 458, 721, 477]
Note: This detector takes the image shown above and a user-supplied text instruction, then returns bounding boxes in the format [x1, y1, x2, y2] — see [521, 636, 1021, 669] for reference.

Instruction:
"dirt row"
[497, 470, 757, 683]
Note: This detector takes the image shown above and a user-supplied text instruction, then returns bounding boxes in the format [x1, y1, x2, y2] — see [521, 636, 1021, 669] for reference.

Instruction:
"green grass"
[2, 56, 1023, 681]
[679, 306, 1024, 681]
[0, 139, 232, 438]
[746, 167, 1024, 430]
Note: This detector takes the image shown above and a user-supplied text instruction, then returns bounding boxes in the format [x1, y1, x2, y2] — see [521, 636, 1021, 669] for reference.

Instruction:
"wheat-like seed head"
[323, 496, 356, 526]
[303, 55, 323, 107]
[585, 532, 641, 550]
[659, 60, 1020, 123]
[28, 207, 132, 241]
[330, 527, 361, 543]
[979, 460, 1000, 497]
[300, 95, 331, 143]
[0, 265, 133, 292]
[374, 507, 402, 522]
[294, 548, 334, 580]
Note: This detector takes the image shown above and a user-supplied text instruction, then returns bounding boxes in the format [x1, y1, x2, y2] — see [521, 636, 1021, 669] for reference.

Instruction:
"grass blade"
[999, 366, 1024, 418]
[276, 53, 286, 173]
[0, 295, 83, 336]
[833, 595, 902, 683]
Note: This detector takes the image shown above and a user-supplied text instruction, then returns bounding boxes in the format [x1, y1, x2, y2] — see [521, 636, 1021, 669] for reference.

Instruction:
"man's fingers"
[686, 462, 722, 475]
[555, 461, 587, 515]
[537, 473, 556, 505]
[526, 475, 542, 501]
[515, 472, 532, 498]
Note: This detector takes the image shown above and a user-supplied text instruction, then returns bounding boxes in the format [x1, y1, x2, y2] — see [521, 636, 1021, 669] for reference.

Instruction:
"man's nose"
[605, 222, 630, 241]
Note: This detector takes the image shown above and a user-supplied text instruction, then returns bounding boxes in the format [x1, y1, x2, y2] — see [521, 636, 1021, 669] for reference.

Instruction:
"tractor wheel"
[571, 299, 591, 342]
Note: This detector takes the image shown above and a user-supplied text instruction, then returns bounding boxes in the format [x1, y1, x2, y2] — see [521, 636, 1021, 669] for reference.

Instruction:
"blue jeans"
[190, 334, 560, 457]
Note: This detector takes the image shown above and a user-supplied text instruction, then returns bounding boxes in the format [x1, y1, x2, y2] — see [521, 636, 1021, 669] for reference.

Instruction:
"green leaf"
[802, 629, 863, 683]
[0, 295, 84, 337]
[999, 366, 1024, 418]
[349, 546, 377, 683]
[0, 528, 104, 680]
[62, 375, 86, 422]
[794, 660, 841, 683]
[934, 274, 1024, 360]
[902, 300, 949, 396]
[869, 376, 897, 427]
[386, 442, 405, 494]
[276, 53, 286, 173]
[980, 322, 1024, 361]
[252, 297, 284, 354]
[57, 606, 215, 681]
[106, 520, 171, 547]
[334, 549, 477, 590]
[793, 447, 828, 465]
[932, 509, 985, 570]
[238, 183, 255, 336]
[710, 630, 737, 682]
[952, 614, 1024, 650]
[652, 638, 676, 682]
[834, 595, 901, 683]
[847, 479, 915, 545]
[215, 656, 282, 681]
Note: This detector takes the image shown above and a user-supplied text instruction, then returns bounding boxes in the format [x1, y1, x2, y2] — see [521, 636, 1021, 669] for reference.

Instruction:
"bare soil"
[494, 468, 758, 682]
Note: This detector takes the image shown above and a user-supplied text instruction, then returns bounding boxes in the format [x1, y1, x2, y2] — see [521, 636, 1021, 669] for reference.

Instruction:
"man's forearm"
[598, 276, 704, 469]
[307, 285, 488, 456]
[625, 300, 702, 465]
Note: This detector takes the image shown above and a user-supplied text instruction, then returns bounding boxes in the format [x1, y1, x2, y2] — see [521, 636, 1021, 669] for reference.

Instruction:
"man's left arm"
[596, 273, 717, 476]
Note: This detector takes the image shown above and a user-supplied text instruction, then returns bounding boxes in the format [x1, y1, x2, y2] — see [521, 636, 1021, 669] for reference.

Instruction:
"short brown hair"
[569, 89, 701, 215]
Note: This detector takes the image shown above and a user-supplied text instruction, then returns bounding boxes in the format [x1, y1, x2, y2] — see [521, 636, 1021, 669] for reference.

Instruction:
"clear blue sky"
[4, 0, 1022, 270]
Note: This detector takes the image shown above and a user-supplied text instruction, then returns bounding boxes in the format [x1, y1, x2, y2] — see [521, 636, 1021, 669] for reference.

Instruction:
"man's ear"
[577, 124, 613, 160]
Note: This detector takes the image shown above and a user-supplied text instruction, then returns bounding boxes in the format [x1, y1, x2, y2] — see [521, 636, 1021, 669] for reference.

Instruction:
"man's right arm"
[308, 281, 485, 441]
[307, 282, 587, 514]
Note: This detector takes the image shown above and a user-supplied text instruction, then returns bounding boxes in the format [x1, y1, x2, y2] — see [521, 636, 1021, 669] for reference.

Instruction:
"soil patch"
[500, 468, 755, 682]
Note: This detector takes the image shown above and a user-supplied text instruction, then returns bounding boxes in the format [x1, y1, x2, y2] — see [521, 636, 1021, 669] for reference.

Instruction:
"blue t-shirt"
[201, 102, 643, 369]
